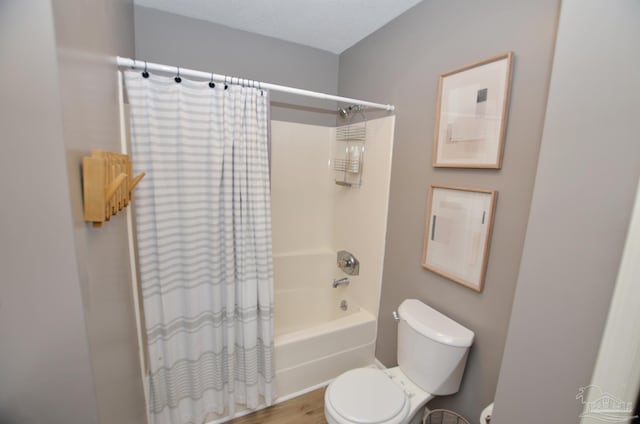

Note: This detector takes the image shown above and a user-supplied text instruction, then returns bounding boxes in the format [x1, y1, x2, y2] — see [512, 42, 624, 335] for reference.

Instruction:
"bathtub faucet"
[333, 277, 350, 288]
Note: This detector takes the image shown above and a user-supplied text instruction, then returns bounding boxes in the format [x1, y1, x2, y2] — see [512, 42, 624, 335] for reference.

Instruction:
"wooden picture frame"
[432, 52, 514, 168]
[421, 185, 497, 292]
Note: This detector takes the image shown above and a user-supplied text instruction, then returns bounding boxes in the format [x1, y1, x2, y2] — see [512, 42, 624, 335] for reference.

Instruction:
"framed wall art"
[421, 185, 497, 292]
[432, 52, 513, 168]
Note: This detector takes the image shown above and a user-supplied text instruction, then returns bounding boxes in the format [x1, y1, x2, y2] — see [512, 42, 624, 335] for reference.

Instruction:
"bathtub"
[273, 251, 378, 398]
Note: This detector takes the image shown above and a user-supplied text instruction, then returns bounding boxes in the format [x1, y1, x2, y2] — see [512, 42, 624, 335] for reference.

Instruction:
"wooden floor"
[228, 388, 327, 424]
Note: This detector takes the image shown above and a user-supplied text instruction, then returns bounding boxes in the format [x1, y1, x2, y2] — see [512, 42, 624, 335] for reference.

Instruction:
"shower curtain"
[124, 70, 275, 424]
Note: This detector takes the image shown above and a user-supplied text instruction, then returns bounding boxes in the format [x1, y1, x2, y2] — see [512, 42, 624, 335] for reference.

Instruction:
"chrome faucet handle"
[337, 250, 359, 275]
[337, 257, 353, 268]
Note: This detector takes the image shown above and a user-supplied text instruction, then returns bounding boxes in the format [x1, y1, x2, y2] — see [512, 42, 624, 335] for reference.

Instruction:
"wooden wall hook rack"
[82, 150, 145, 227]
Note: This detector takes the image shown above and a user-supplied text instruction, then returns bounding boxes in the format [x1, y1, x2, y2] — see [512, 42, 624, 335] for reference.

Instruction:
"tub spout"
[333, 277, 350, 288]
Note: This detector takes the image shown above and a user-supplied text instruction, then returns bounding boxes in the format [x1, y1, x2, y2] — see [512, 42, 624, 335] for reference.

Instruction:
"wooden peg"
[105, 173, 128, 201]
[83, 150, 145, 226]
[129, 172, 146, 193]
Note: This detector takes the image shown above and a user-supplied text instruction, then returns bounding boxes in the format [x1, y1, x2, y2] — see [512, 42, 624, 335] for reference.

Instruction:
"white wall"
[332, 116, 395, 317]
[271, 121, 335, 255]
[270, 117, 395, 320]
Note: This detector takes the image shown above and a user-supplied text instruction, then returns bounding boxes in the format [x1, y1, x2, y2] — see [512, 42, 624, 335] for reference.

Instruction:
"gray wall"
[0, 1, 146, 423]
[338, 0, 560, 419]
[492, 0, 640, 422]
[0, 1, 100, 423]
[134, 6, 339, 126]
[50, 0, 147, 423]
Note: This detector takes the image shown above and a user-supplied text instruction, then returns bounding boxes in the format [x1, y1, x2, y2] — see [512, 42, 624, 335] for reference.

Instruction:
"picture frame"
[432, 52, 514, 168]
[421, 185, 497, 292]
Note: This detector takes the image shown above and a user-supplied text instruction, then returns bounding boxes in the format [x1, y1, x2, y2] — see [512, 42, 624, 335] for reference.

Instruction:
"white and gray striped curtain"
[124, 70, 275, 424]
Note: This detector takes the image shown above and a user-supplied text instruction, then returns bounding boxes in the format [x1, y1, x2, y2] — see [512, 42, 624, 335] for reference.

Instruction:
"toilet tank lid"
[398, 299, 474, 347]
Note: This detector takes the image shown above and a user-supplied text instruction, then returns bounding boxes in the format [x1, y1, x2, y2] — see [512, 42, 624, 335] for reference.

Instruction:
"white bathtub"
[273, 251, 377, 398]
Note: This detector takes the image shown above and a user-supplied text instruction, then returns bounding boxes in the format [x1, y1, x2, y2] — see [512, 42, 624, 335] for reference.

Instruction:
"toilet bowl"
[324, 367, 433, 424]
[324, 299, 474, 424]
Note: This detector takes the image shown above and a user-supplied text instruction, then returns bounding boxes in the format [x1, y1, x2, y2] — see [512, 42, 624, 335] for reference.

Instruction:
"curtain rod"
[116, 57, 395, 112]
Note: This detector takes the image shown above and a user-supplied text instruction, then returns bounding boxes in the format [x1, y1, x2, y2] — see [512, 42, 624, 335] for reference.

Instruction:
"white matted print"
[422, 186, 497, 292]
[433, 53, 513, 168]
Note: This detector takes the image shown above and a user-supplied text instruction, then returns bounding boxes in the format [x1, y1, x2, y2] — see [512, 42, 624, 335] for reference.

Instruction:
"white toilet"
[324, 299, 474, 424]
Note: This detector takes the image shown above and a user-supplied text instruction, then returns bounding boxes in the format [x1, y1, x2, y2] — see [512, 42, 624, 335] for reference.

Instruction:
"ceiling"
[134, 0, 424, 54]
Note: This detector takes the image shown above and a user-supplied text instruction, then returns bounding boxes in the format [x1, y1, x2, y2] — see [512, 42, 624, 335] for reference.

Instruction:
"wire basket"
[333, 121, 366, 187]
[423, 409, 471, 424]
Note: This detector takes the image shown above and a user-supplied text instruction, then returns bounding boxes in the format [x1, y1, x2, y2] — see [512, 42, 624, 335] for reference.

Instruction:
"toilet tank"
[397, 299, 474, 395]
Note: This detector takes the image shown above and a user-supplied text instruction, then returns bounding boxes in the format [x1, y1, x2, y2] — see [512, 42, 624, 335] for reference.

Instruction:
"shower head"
[338, 104, 361, 119]
[338, 106, 351, 119]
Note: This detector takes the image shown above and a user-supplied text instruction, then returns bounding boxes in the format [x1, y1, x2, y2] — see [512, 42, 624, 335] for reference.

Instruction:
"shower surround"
[270, 116, 395, 399]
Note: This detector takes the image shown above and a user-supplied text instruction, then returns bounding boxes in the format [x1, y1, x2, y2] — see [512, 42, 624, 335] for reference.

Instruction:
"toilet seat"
[325, 368, 410, 424]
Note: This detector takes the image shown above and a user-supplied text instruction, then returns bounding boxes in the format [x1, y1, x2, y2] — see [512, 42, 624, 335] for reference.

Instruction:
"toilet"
[324, 299, 474, 424]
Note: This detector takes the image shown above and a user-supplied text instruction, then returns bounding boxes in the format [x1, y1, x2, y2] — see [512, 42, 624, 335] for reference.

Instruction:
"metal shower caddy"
[334, 104, 367, 187]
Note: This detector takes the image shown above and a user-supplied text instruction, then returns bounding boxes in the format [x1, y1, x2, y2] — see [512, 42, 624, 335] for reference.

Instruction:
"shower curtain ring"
[224, 76, 229, 90]
[174, 66, 182, 83]
[209, 72, 215, 89]
[142, 61, 149, 78]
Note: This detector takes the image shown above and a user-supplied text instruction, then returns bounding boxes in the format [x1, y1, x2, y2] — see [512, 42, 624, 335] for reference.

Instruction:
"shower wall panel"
[332, 116, 395, 318]
[271, 121, 334, 255]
